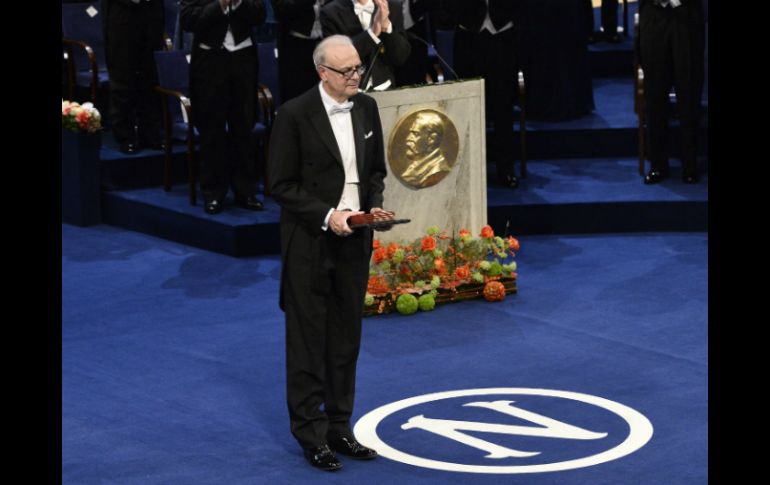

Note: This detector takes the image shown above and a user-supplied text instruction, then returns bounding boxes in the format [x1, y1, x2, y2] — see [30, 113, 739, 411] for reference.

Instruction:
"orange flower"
[421, 236, 436, 251]
[480, 225, 494, 238]
[454, 265, 470, 280]
[373, 247, 386, 263]
[507, 236, 520, 251]
[434, 258, 445, 272]
[459, 228, 471, 238]
[387, 242, 399, 257]
[372, 239, 381, 250]
[367, 276, 390, 294]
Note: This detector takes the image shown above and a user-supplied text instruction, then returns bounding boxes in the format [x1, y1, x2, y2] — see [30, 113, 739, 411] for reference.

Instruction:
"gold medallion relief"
[387, 109, 459, 189]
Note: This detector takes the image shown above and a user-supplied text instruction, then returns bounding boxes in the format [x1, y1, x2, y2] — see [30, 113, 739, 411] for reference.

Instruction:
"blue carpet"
[62, 223, 707, 484]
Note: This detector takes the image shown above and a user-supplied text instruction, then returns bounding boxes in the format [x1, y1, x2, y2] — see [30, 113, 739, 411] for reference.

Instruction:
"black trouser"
[601, 0, 619, 35]
[640, 1, 705, 174]
[454, 27, 518, 179]
[277, 33, 321, 105]
[190, 46, 258, 200]
[105, 2, 164, 145]
[283, 226, 372, 449]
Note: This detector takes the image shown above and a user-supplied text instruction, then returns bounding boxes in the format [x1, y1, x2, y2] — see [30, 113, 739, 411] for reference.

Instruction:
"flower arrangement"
[62, 100, 102, 133]
[365, 225, 520, 315]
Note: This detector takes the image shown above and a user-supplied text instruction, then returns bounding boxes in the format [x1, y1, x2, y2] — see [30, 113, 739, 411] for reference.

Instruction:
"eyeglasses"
[321, 64, 366, 80]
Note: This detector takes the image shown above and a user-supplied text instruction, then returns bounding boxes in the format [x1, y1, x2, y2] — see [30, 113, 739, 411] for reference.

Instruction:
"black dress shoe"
[119, 141, 140, 154]
[498, 174, 519, 189]
[144, 140, 167, 151]
[643, 170, 667, 185]
[204, 198, 223, 215]
[327, 435, 378, 460]
[303, 444, 343, 471]
[233, 195, 264, 211]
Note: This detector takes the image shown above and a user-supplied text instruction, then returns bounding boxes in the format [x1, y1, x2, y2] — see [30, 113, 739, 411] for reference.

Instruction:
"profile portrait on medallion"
[388, 109, 459, 189]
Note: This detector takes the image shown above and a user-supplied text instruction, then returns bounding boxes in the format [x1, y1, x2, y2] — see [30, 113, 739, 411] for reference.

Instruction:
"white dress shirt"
[318, 83, 361, 230]
[198, 0, 254, 52]
[480, 0, 513, 34]
[290, 0, 324, 39]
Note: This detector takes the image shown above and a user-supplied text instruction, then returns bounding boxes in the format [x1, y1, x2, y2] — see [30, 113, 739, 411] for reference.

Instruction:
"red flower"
[387, 242, 399, 258]
[75, 109, 90, 128]
[373, 247, 386, 263]
[454, 265, 470, 280]
[507, 236, 520, 251]
[483, 281, 506, 302]
[372, 239, 381, 250]
[480, 225, 494, 238]
[421, 236, 436, 251]
[459, 228, 471, 238]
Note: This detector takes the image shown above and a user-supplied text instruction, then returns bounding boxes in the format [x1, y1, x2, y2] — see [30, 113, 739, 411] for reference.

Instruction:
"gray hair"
[313, 35, 355, 67]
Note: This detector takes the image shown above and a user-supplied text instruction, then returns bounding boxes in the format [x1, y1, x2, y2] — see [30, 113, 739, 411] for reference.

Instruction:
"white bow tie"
[354, 2, 375, 16]
[329, 101, 354, 116]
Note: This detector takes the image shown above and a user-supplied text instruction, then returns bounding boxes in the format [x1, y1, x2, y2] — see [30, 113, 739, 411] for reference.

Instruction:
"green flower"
[479, 261, 491, 271]
[426, 225, 440, 236]
[364, 293, 375, 306]
[418, 294, 436, 311]
[393, 249, 405, 264]
[430, 275, 441, 289]
[396, 294, 419, 315]
[415, 280, 426, 289]
[433, 249, 443, 258]
[494, 236, 505, 248]
[472, 271, 484, 283]
[488, 261, 503, 276]
[429, 289, 438, 298]
[379, 261, 391, 271]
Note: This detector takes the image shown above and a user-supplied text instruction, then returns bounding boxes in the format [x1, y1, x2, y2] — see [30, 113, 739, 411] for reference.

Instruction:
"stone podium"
[367, 80, 487, 243]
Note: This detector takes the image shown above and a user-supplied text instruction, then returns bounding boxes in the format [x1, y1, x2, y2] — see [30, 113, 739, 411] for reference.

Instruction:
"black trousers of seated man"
[639, 0, 705, 177]
[284, 225, 372, 449]
[190, 46, 259, 202]
[454, 27, 519, 181]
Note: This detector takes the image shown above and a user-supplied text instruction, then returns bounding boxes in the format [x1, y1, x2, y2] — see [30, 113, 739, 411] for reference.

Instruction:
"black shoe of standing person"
[143, 139, 167, 151]
[119, 140, 140, 154]
[233, 194, 264, 211]
[643, 170, 667, 185]
[303, 444, 343, 471]
[327, 434, 378, 460]
[204, 198, 223, 215]
[498, 173, 519, 189]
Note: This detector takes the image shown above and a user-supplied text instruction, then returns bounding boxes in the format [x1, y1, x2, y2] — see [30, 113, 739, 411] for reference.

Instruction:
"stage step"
[102, 157, 707, 257]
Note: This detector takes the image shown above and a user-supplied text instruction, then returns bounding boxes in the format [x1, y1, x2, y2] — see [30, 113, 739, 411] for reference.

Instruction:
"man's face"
[318, 44, 362, 101]
[405, 118, 438, 159]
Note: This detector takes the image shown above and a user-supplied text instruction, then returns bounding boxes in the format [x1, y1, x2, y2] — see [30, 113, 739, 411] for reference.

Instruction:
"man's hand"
[370, 207, 393, 232]
[329, 210, 363, 236]
[372, 0, 390, 36]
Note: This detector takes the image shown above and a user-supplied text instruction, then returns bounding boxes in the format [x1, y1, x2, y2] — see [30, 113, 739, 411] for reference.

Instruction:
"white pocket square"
[364, 131, 373, 139]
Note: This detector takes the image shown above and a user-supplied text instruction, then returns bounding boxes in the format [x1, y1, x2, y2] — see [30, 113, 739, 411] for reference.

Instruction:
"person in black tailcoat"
[638, 0, 705, 184]
[103, 0, 166, 154]
[273, 0, 326, 104]
[444, 0, 524, 189]
[268, 34, 388, 471]
[394, 0, 442, 86]
[320, 0, 411, 91]
[180, 0, 267, 214]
